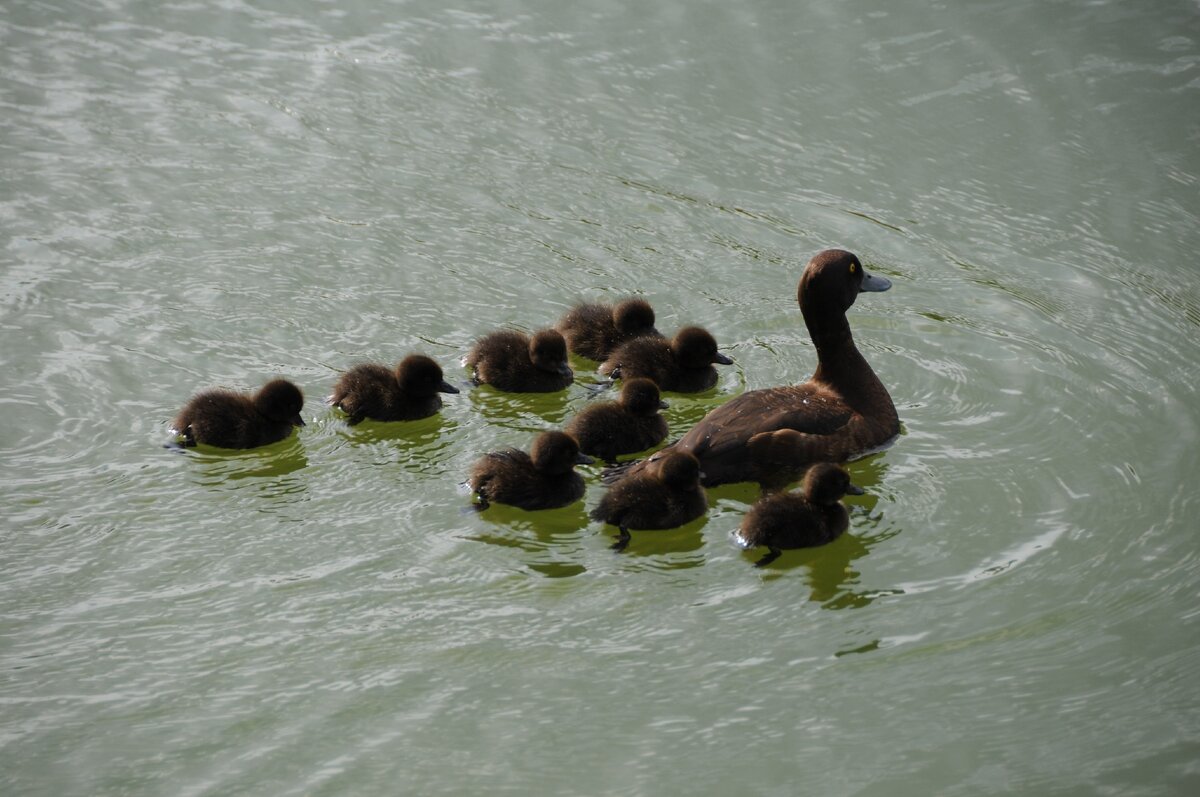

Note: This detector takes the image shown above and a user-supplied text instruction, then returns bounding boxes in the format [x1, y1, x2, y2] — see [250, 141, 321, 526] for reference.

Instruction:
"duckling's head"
[801, 462, 864, 505]
[528, 329, 572, 379]
[672, 326, 734, 369]
[655, 451, 703, 490]
[619, 377, 667, 416]
[613, 298, 657, 336]
[255, 379, 305, 427]
[396, 354, 459, 397]
[798, 249, 892, 314]
[531, 430, 593, 473]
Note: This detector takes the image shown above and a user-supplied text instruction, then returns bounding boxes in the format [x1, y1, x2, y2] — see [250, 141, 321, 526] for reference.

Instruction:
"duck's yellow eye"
[849, 263, 857, 274]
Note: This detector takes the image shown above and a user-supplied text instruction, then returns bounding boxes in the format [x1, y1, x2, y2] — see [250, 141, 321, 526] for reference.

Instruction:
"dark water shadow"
[181, 434, 309, 483]
[335, 413, 459, 477]
[464, 500, 592, 578]
[599, 514, 709, 570]
[466, 383, 574, 429]
[566, 353, 612, 388]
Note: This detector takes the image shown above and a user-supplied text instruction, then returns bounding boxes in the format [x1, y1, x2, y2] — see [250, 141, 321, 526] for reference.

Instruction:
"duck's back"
[331, 364, 399, 423]
[467, 330, 571, 393]
[174, 391, 274, 449]
[591, 474, 705, 530]
[466, 331, 525, 372]
[468, 332, 526, 390]
[739, 492, 848, 549]
[565, 402, 667, 463]
[623, 376, 894, 487]
[590, 475, 665, 529]
[471, 449, 584, 510]
[602, 337, 722, 393]
[557, 303, 615, 361]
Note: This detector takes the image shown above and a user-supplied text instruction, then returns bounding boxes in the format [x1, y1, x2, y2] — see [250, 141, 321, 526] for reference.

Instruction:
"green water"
[3, 0, 1198, 794]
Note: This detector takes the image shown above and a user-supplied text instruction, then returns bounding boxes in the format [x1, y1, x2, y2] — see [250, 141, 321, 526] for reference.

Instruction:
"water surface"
[2, 0, 1199, 794]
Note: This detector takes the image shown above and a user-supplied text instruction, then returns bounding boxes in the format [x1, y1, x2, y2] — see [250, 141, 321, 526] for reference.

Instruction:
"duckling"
[465, 328, 573, 392]
[469, 430, 593, 511]
[171, 378, 305, 449]
[590, 450, 707, 550]
[556, 297, 661, 361]
[564, 377, 669, 464]
[598, 325, 732, 393]
[329, 354, 459, 424]
[735, 462, 864, 567]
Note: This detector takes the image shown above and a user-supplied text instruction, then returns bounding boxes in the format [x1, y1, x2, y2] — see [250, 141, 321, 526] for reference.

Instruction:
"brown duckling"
[603, 249, 897, 488]
[555, 297, 661, 361]
[735, 462, 864, 567]
[590, 450, 707, 550]
[329, 354, 458, 424]
[469, 430, 594, 511]
[564, 378, 669, 465]
[171, 378, 305, 449]
[598, 325, 733, 393]
[465, 328, 573, 392]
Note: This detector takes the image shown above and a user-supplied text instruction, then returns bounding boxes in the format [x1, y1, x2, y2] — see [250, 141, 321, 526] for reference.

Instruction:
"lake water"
[3, 0, 1199, 794]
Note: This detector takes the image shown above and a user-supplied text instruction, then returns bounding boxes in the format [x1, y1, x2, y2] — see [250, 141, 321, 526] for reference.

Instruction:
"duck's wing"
[603, 385, 855, 487]
[682, 385, 853, 456]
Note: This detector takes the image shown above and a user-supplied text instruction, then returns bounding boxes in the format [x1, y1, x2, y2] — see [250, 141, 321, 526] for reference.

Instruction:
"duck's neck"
[806, 312, 886, 401]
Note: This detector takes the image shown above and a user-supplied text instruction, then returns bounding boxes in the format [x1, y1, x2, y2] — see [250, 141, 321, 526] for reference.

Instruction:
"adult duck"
[603, 249, 898, 489]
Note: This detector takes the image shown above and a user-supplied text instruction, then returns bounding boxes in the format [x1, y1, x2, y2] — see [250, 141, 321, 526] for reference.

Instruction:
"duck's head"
[655, 451, 703, 490]
[531, 430, 594, 473]
[798, 249, 891, 314]
[613, 298, 658, 336]
[801, 462, 865, 504]
[620, 377, 668, 415]
[528, 329, 573, 379]
[396, 354, 459, 397]
[255, 379, 305, 427]
[672, 326, 734, 369]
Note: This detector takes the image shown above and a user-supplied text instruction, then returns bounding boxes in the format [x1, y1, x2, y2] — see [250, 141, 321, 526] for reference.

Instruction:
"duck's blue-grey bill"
[860, 271, 892, 292]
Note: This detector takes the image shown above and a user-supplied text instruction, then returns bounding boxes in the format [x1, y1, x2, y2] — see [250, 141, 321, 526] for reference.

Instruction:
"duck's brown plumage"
[330, 354, 458, 424]
[564, 377, 668, 463]
[465, 328, 573, 393]
[556, 298, 661, 361]
[603, 249, 898, 488]
[171, 378, 305, 449]
[469, 430, 592, 511]
[597, 325, 733, 393]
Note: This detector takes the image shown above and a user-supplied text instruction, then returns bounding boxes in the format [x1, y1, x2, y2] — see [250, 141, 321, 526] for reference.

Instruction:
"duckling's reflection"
[466, 382, 573, 429]
[466, 501, 592, 578]
[338, 413, 459, 476]
[187, 434, 309, 484]
[182, 436, 310, 505]
[601, 514, 708, 571]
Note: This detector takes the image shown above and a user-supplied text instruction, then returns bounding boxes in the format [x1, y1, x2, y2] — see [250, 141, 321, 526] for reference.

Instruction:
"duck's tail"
[599, 459, 638, 484]
[600, 442, 676, 484]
